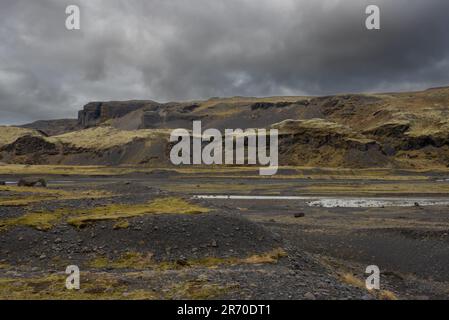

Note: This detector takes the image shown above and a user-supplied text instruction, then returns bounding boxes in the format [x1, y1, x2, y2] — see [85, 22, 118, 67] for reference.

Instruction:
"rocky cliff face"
[78, 101, 159, 127]
[76, 100, 201, 129]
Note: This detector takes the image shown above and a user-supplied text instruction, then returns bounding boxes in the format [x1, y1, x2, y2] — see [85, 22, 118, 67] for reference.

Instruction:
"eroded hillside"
[2, 87, 449, 169]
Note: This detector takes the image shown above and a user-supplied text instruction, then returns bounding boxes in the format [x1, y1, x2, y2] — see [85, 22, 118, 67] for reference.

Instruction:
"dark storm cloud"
[1, 0, 449, 124]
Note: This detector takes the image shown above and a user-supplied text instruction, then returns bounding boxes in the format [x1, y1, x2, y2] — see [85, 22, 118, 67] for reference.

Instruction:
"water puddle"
[307, 198, 449, 208]
[1, 180, 76, 185]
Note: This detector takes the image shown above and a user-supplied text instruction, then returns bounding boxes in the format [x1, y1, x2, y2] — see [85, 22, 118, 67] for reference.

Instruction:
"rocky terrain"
[2, 86, 449, 169]
[1, 167, 448, 299]
[0, 176, 371, 300]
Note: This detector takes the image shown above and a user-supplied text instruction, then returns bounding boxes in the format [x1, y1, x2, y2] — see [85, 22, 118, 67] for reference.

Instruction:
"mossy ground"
[88, 248, 287, 271]
[113, 220, 130, 230]
[0, 273, 155, 300]
[67, 197, 210, 228]
[0, 164, 447, 177]
[0, 208, 69, 231]
[339, 273, 398, 300]
[0, 196, 210, 231]
[315, 255, 400, 300]
[47, 127, 171, 150]
[0, 272, 235, 300]
[0, 186, 113, 207]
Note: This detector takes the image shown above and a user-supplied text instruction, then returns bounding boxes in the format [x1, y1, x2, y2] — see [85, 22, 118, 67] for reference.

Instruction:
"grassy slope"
[0, 126, 42, 147]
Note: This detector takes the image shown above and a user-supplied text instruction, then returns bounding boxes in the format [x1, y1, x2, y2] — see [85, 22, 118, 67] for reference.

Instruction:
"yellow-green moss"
[0, 197, 209, 231]
[0, 208, 70, 231]
[113, 220, 130, 230]
[67, 197, 210, 228]
[0, 195, 57, 207]
[0, 126, 43, 147]
[0, 186, 113, 207]
[0, 273, 156, 300]
[89, 252, 154, 269]
[183, 248, 287, 269]
[48, 127, 171, 150]
[339, 272, 398, 300]
[89, 248, 287, 271]
[0, 272, 236, 300]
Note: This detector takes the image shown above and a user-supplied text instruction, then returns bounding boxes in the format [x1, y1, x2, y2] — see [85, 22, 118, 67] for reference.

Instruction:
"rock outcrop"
[0, 135, 59, 156]
[0, 135, 61, 165]
[274, 119, 389, 168]
[78, 101, 159, 127]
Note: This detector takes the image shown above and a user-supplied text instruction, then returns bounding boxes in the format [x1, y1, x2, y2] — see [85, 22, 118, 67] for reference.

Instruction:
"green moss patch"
[0, 273, 156, 300]
[89, 248, 287, 271]
[0, 208, 70, 231]
[67, 197, 210, 228]
[0, 197, 209, 232]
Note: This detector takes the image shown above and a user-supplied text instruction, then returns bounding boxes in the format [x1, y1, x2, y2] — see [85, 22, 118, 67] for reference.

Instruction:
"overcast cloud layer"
[1, 0, 449, 124]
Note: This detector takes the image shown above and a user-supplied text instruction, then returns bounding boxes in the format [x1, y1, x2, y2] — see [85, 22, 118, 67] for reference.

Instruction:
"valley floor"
[0, 165, 449, 299]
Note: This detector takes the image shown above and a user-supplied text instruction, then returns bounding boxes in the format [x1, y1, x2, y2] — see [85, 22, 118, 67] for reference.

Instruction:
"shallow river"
[193, 195, 449, 208]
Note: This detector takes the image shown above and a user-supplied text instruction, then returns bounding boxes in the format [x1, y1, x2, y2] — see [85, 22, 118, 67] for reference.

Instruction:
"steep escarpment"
[78, 101, 161, 128]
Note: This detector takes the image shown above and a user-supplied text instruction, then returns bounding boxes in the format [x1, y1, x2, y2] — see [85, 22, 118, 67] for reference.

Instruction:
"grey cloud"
[1, 0, 449, 124]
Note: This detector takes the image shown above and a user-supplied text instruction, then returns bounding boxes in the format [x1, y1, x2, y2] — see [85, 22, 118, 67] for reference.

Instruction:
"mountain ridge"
[2, 86, 449, 169]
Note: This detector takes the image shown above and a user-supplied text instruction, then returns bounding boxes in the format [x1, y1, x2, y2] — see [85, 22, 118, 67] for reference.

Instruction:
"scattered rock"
[415, 295, 430, 300]
[294, 213, 305, 218]
[251, 102, 292, 110]
[304, 292, 316, 300]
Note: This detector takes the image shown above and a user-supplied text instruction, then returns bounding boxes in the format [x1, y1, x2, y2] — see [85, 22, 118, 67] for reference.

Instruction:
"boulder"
[18, 178, 47, 188]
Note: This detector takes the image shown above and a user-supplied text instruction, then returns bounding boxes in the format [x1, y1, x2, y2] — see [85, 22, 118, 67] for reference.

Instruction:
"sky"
[1, 0, 449, 124]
